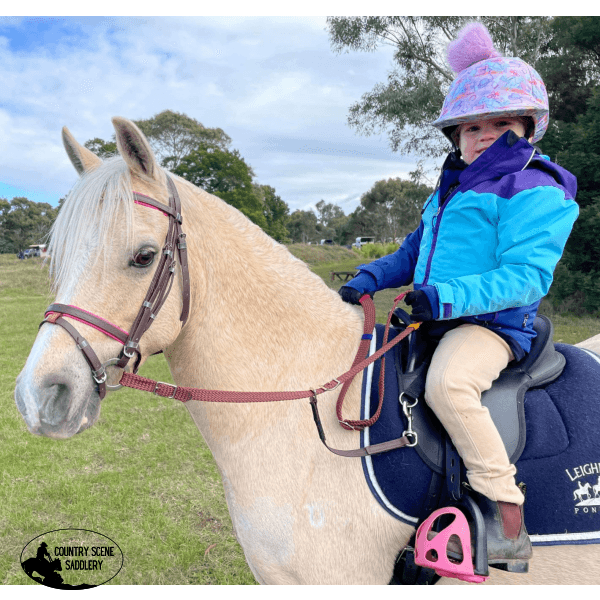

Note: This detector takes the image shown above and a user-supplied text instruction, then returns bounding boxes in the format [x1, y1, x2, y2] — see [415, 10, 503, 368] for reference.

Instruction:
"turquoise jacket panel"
[357, 132, 579, 356]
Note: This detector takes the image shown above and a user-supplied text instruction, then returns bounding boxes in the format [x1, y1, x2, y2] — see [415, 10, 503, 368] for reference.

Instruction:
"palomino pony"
[15, 118, 600, 584]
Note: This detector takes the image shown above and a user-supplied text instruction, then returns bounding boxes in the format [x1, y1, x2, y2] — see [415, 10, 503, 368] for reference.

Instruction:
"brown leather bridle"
[41, 174, 191, 400]
[40, 173, 422, 457]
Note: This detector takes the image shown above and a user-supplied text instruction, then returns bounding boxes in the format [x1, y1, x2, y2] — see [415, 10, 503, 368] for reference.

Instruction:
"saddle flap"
[481, 315, 565, 463]
[410, 315, 566, 472]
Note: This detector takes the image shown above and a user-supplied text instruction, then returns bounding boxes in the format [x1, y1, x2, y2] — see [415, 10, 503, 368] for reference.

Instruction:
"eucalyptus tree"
[134, 110, 231, 169]
[84, 110, 231, 169]
[326, 17, 553, 157]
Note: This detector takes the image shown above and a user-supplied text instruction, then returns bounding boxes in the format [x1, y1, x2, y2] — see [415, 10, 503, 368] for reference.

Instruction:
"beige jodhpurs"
[424, 324, 525, 505]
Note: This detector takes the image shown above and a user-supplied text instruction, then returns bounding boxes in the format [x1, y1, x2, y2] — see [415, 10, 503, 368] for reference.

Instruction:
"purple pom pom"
[447, 22, 501, 74]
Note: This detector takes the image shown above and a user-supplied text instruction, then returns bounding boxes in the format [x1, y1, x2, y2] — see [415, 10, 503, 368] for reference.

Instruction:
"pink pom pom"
[447, 22, 501, 74]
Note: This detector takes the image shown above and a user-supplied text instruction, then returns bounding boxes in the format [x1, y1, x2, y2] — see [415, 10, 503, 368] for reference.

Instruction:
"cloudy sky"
[0, 14, 441, 216]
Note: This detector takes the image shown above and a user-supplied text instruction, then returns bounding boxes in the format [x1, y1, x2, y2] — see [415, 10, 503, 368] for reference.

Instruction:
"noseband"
[41, 174, 191, 400]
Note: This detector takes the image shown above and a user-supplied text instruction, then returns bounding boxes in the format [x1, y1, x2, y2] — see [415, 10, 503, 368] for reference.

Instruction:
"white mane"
[48, 157, 136, 293]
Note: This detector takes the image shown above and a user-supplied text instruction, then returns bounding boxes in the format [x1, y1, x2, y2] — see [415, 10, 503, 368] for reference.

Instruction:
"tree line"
[79, 110, 434, 245]
[0, 109, 431, 253]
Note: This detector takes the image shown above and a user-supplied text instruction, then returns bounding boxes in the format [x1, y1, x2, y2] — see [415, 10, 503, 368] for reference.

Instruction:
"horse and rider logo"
[568, 463, 600, 515]
[20, 529, 123, 589]
[574, 477, 600, 502]
[21, 542, 71, 589]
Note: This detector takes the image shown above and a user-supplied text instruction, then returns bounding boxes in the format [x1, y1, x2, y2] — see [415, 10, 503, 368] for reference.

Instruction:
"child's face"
[457, 117, 528, 165]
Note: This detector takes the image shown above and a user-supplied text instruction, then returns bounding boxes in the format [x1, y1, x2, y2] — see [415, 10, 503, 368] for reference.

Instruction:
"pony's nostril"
[40, 384, 71, 426]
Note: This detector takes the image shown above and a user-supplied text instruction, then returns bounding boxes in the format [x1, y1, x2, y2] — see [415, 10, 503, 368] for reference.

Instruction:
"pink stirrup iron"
[414, 507, 489, 583]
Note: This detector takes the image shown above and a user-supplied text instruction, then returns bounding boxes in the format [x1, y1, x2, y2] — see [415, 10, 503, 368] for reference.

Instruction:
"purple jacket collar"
[439, 131, 577, 200]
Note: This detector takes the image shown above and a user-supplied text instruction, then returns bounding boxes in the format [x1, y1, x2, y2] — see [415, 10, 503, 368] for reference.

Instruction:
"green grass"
[0, 255, 254, 585]
[1, 249, 599, 586]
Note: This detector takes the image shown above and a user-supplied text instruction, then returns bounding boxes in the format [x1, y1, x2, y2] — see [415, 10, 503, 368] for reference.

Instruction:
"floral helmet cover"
[432, 22, 549, 144]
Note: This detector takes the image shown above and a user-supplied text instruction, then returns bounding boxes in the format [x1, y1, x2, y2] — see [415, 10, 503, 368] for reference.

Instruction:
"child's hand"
[338, 271, 377, 305]
[404, 290, 435, 322]
[339, 286, 373, 305]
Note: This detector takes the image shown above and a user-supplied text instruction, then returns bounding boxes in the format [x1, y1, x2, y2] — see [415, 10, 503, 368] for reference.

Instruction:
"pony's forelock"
[48, 157, 136, 294]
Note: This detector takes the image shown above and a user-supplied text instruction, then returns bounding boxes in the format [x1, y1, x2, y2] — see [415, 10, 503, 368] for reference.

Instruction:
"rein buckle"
[92, 367, 107, 385]
[153, 381, 178, 399]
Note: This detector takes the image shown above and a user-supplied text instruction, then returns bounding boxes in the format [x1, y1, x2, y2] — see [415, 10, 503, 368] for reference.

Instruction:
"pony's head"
[15, 118, 189, 438]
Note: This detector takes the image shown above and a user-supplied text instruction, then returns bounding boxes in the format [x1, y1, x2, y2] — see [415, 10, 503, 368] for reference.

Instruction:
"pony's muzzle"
[15, 365, 99, 439]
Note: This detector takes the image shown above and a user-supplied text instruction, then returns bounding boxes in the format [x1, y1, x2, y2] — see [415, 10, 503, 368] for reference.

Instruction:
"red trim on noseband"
[65, 304, 129, 337]
[57, 315, 127, 345]
[44, 305, 129, 345]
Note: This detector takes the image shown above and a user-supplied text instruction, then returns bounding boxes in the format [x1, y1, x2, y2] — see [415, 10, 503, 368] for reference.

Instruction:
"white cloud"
[0, 16, 428, 213]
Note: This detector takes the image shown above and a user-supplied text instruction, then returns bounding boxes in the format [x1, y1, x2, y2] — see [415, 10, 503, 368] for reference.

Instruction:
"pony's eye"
[131, 248, 156, 268]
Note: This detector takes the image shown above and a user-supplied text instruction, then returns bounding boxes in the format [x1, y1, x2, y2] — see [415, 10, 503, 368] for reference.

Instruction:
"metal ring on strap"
[102, 358, 129, 391]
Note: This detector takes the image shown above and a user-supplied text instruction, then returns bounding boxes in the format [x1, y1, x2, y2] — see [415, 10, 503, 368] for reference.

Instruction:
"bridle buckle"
[92, 367, 107, 385]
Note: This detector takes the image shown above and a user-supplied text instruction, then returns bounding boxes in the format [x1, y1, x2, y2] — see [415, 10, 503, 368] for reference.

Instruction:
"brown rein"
[117, 292, 420, 458]
[41, 174, 420, 457]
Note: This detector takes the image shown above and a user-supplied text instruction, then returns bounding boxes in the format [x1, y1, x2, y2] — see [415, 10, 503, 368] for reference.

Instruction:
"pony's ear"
[62, 126, 103, 176]
[112, 117, 160, 180]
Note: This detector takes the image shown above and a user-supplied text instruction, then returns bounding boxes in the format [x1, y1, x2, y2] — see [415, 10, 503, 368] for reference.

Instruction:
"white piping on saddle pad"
[529, 345, 600, 546]
[579, 347, 600, 365]
[362, 327, 419, 524]
[530, 531, 600, 545]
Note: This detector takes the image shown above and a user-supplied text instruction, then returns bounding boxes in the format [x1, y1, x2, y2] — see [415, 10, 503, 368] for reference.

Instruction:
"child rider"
[339, 22, 579, 572]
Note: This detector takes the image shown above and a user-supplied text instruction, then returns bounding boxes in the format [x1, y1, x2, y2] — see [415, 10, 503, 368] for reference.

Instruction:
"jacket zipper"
[422, 183, 460, 285]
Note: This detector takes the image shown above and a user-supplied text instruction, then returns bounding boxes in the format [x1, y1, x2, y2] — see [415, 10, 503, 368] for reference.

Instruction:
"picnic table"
[330, 271, 356, 283]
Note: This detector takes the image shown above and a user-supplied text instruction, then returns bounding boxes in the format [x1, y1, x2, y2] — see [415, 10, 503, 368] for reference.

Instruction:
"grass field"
[2, 249, 599, 586]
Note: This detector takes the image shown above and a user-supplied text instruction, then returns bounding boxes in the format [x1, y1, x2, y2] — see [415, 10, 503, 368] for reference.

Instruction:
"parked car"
[352, 236, 376, 249]
[320, 239, 334, 246]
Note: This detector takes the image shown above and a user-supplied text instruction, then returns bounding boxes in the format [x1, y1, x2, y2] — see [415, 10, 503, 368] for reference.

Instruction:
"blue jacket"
[351, 131, 579, 359]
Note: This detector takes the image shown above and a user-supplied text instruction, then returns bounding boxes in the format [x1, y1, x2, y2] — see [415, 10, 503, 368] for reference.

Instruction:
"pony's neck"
[168, 181, 364, 393]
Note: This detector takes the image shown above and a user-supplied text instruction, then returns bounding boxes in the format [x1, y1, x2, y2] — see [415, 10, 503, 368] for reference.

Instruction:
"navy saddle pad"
[360, 323, 600, 546]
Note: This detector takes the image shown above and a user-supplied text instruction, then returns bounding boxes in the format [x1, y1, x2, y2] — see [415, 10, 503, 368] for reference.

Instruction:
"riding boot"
[474, 491, 532, 572]
[438, 490, 532, 573]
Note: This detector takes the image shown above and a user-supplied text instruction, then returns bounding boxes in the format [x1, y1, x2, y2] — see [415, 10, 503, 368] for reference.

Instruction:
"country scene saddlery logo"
[21, 528, 123, 589]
